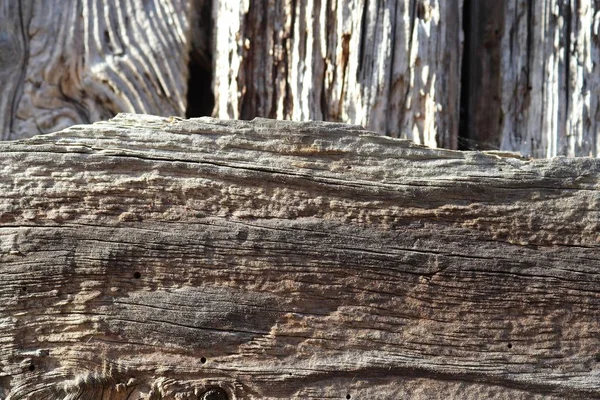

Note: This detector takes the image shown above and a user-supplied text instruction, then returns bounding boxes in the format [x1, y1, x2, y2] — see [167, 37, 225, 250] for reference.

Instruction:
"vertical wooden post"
[465, 0, 600, 157]
[212, 0, 463, 149]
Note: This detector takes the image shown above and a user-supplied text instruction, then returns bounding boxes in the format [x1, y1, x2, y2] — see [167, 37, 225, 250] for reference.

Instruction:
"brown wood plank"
[0, 114, 599, 399]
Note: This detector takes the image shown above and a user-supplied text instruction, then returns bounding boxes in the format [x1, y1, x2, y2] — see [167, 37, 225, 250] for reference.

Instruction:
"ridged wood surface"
[1, 114, 600, 399]
[0, 0, 192, 140]
[3, 1, 599, 158]
[212, 0, 463, 149]
[464, 0, 600, 157]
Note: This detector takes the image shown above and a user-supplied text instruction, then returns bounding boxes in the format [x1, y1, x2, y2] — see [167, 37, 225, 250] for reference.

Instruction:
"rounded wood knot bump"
[200, 388, 228, 400]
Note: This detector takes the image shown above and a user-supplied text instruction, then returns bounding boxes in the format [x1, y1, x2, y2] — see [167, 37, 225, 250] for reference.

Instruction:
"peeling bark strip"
[0, 0, 193, 140]
[1, 114, 600, 399]
[466, 0, 600, 158]
[212, 0, 463, 149]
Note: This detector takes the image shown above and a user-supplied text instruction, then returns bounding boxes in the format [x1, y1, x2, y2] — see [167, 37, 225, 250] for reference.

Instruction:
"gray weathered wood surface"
[1, 114, 600, 399]
[3, 1, 599, 158]
[0, 0, 193, 140]
[464, 0, 600, 157]
[213, 0, 600, 157]
[212, 0, 463, 149]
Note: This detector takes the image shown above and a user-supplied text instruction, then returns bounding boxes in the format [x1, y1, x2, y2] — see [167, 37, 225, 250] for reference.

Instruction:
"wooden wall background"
[1, 0, 599, 158]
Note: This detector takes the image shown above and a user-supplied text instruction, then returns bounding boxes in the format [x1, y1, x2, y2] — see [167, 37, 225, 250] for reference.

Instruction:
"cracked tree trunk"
[464, 0, 600, 157]
[0, 0, 194, 140]
[1, 114, 600, 399]
[212, 0, 463, 149]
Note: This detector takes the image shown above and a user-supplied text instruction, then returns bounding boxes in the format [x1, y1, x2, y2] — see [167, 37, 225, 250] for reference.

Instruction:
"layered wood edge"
[0, 114, 599, 399]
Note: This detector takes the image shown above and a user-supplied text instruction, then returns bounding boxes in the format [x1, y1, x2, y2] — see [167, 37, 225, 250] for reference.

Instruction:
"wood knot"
[200, 388, 228, 400]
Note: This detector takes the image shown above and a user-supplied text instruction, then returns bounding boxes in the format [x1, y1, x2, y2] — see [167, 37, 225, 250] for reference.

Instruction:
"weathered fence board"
[212, 0, 463, 149]
[213, 0, 600, 157]
[1, 114, 599, 399]
[3, 1, 599, 158]
[464, 0, 600, 157]
[0, 0, 193, 140]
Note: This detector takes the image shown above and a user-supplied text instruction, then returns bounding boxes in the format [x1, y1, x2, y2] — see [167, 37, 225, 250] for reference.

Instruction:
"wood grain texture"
[212, 0, 462, 149]
[1, 113, 600, 399]
[465, 0, 600, 158]
[0, 0, 193, 141]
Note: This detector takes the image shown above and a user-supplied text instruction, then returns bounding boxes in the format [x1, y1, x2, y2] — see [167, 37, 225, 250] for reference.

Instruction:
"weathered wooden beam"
[1, 114, 600, 399]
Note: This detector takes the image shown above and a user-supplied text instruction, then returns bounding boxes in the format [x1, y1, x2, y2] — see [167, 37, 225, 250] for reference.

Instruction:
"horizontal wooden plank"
[1, 114, 599, 399]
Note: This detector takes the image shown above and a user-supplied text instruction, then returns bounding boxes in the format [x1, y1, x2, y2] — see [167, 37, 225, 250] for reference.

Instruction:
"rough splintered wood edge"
[0, 113, 600, 399]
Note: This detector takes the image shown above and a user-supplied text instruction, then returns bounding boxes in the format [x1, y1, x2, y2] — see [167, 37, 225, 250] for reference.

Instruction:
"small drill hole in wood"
[21, 287, 27, 293]
[133, 272, 141, 279]
[346, 395, 351, 399]
[28, 364, 35, 372]
[507, 343, 513, 349]
[200, 357, 207, 364]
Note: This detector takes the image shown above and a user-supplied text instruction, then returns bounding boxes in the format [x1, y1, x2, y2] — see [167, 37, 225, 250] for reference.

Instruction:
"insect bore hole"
[507, 343, 513, 349]
[200, 357, 207, 364]
[133, 272, 141, 279]
[346, 395, 351, 399]
[28, 364, 35, 372]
